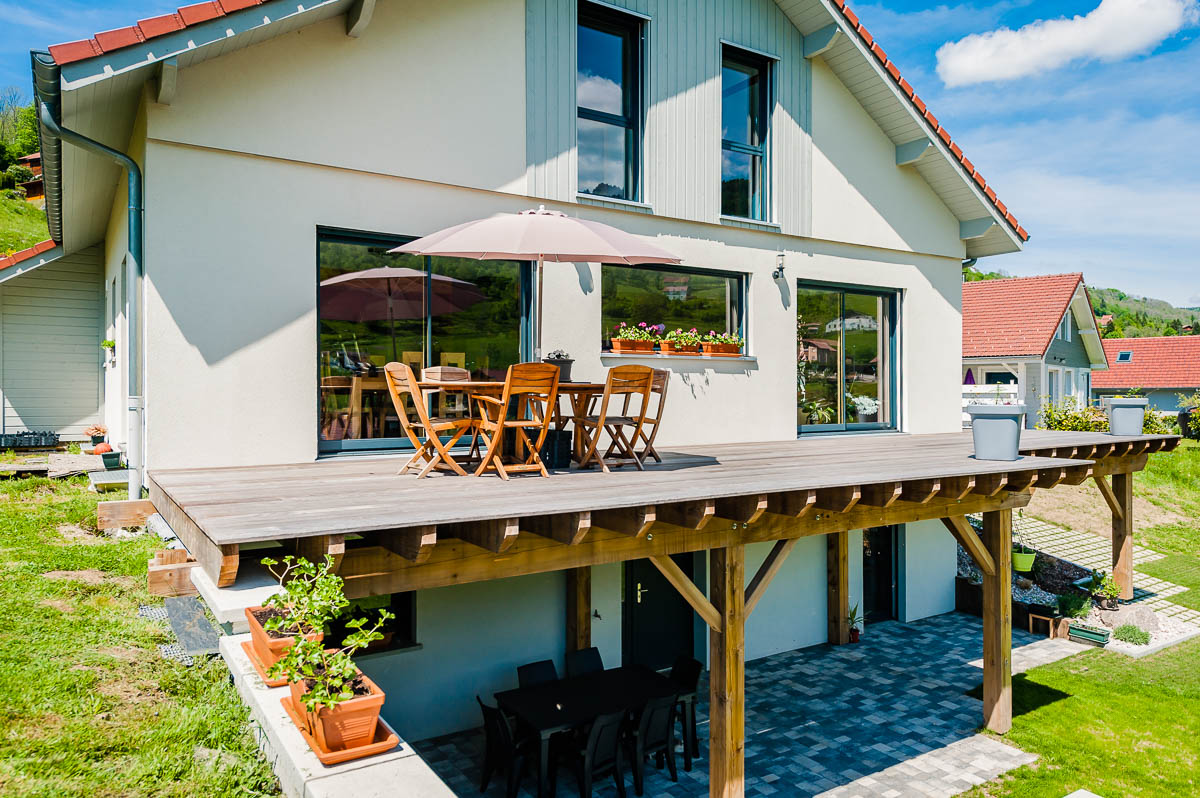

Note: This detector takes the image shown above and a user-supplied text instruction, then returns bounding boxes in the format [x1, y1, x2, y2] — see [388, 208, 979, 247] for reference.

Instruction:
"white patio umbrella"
[390, 206, 681, 358]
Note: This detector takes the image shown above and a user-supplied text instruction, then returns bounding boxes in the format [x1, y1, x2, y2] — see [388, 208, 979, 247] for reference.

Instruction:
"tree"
[11, 104, 38, 158]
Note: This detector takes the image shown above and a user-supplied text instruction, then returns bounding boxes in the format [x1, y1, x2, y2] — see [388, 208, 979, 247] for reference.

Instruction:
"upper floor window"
[577, 2, 642, 201]
[721, 46, 770, 221]
[1056, 313, 1071, 341]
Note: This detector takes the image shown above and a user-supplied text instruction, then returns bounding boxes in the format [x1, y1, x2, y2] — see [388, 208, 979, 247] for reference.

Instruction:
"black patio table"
[495, 665, 677, 798]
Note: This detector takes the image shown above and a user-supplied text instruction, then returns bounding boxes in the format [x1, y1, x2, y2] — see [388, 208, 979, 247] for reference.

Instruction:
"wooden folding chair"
[383, 362, 476, 478]
[472, 363, 560, 480]
[572, 365, 654, 473]
[608, 367, 669, 464]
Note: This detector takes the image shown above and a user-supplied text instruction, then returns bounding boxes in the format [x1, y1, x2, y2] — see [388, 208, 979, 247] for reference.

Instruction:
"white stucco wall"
[899, 520, 958, 622]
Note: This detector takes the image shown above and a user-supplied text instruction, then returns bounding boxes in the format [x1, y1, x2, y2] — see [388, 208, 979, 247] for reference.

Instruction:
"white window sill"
[576, 193, 654, 213]
[719, 215, 780, 232]
[601, 351, 757, 364]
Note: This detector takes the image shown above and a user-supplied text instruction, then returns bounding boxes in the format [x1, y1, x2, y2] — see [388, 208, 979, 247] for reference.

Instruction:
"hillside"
[1090, 286, 1200, 338]
[0, 196, 48, 256]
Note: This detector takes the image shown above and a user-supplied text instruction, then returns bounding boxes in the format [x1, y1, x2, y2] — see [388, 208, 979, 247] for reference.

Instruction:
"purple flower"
[638, 322, 647, 328]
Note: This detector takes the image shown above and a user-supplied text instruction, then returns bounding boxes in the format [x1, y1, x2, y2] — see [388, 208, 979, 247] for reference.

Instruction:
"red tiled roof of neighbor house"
[45, 0, 1028, 244]
[0, 239, 56, 272]
[1092, 337, 1200, 390]
[962, 273, 1084, 358]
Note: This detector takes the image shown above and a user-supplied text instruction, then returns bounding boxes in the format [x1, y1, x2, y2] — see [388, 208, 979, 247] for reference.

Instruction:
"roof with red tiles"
[1092, 337, 1200, 390]
[962, 274, 1085, 358]
[44, 0, 1028, 244]
[0, 239, 57, 272]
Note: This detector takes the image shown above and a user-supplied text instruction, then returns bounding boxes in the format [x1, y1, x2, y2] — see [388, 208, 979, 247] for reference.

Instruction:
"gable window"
[577, 2, 642, 201]
[721, 45, 771, 221]
[600, 264, 745, 351]
[1056, 314, 1071, 342]
[1116, 350, 1133, 363]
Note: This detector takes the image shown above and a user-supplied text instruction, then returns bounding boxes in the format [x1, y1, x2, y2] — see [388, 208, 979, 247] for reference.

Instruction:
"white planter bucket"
[1107, 397, 1148, 436]
[966, 404, 1027, 461]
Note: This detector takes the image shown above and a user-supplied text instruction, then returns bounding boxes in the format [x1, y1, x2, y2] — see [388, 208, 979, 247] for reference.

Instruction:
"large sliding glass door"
[797, 281, 898, 434]
[318, 228, 530, 454]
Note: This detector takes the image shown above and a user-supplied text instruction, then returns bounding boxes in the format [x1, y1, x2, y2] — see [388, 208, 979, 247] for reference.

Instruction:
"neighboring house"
[29, 0, 1027, 742]
[1092, 337, 1200, 412]
[16, 152, 44, 200]
[962, 273, 1107, 427]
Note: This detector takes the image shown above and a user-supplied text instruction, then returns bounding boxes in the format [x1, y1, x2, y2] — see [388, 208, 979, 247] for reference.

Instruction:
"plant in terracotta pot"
[243, 555, 345, 687]
[700, 330, 743, 356]
[610, 321, 661, 353]
[84, 424, 107, 445]
[1090, 570, 1121, 611]
[660, 327, 702, 354]
[847, 603, 863, 643]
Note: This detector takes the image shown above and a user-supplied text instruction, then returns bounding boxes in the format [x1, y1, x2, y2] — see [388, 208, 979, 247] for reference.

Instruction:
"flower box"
[701, 342, 741, 357]
[659, 341, 700, 355]
[244, 606, 323, 687]
[611, 339, 656, 354]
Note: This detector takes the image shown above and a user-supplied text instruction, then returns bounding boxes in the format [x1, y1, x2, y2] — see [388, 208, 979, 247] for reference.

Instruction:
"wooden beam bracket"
[443, 518, 519, 553]
[377, 525, 438, 563]
[593, 505, 656, 538]
[713, 494, 768, 526]
[766, 489, 816, 518]
[941, 516, 996, 576]
[648, 555, 722, 632]
[524, 512, 591, 545]
[657, 500, 715, 530]
[745, 538, 797, 616]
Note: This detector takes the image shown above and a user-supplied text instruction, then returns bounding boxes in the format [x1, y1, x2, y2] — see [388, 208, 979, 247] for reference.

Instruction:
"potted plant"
[966, 388, 1027, 460]
[849, 394, 879, 423]
[1090, 570, 1121, 611]
[701, 330, 743, 357]
[243, 555, 344, 687]
[542, 349, 574, 382]
[101, 339, 116, 365]
[84, 424, 107, 445]
[1011, 514, 1036, 573]
[1068, 621, 1111, 647]
[1107, 388, 1148, 436]
[660, 327, 702, 354]
[610, 322, 660, 353]
[847, 603, 863, 643]
[798, 399, 834, 426]
[92, 442, 121, 469]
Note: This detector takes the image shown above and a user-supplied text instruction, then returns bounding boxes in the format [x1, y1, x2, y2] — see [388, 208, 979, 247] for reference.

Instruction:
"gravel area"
[1092, 607, 1200, 658]
[957, 545, 1059, 606]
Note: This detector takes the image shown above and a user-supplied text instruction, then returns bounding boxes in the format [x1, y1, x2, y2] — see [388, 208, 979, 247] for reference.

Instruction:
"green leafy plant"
[611, 321, 663, 341]
[1038, 397, 1108, 432]
[703, 330, 744, 346]
[800, 399, 835, 424]
[663, 327, 702, 346]
[1090, 570, 1121, 601]
[1012, 510, 1034, 555]
[100, 339, 116, 351]
[1142, 411, 1173, 435]
[269, 610, 393, 714]
[1057, 591, 1091, 619]
[846, 602, 863, 631]
[259, 555, 348, 636]
[1112, 624, 1150, 645]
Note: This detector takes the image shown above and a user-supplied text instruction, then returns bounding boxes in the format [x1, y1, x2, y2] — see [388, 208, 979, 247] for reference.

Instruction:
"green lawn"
[0, 197, 48, 255]
[1139, 554, 1200, 611]
[968, 638, 1200, 797]
[1139, 439, 1200, 557]
[0, 476, 277, 797]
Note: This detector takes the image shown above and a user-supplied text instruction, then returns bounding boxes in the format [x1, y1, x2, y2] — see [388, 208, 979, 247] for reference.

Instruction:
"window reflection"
[577, 2, 641, 201]
[600, 265, 742, 349]
[578, 117, 629, 199]
[721, 47, 769, 220]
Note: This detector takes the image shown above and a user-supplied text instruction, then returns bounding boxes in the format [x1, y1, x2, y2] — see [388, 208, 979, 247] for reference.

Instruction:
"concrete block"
[193, 563, 282, 633]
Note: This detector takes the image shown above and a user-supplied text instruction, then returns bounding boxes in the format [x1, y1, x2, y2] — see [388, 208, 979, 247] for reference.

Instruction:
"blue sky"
[2, 0, 1198, 306]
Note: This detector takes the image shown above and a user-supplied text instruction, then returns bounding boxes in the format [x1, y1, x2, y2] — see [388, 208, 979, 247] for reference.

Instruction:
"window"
[721, 45, 771, 220]
[577, 2, 642, 201]
[797, 282, 898, 432]
[985, 372, 1017, 385]
[317, 229, 531, 454]
[1056, 314, 1071, 342]
[1116, 350, 1133, 363]
[326, 592, 417, 653]
[600, 264, 744, 350]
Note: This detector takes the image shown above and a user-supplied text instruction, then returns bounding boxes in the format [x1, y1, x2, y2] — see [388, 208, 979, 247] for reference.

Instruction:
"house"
[23, 0, 1062, 781]
[16, 152, 45, 200]
[962, 273, 1108, 426]
[1092, 337, 1200, 413]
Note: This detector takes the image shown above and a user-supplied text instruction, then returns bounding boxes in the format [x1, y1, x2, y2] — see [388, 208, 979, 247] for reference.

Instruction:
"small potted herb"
[610, 321, 660, 353]
[1090, 570, 1121, 611]
[84, 424, 107, 445]
[849, 394, 879, 423]
[243, 555, 343, 687]
[966, 387, 1027, 461]
[1108, 388, 1149, 437]
[701, 330, 743, 357]
[660, 327, 702, 354]
[847, 603, 864, 643]
[542, 349, 574, 382]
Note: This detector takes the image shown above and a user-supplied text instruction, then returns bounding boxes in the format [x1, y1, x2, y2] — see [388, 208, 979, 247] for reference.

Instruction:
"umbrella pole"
[535, 255, 543, 361]
[388, 290, 398, 364]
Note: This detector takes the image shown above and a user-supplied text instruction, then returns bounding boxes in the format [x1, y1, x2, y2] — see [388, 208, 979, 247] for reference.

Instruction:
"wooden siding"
[527, 0, 812, 235]
[0, 247, 103, 439]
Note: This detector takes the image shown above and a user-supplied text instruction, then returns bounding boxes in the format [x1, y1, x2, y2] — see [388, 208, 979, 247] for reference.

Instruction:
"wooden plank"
[940, 516, 995, 576]
[900, 478, 940, 504]
[524, 512, 591, 545]
[981, 509, 1013, 734]
[939, 475, 975, 500]
[1092, 475, 1124, 522]
[1112, 472, 1134, 600]
[826, 532, 850, 645]
[442, 518, 519, 553]
[713, 494, 768, 525]
[708, 546, 746, 798]
[744, 538, 798, 616]
[287, 534, 345, 573]
[972, 473, 1007, 497]
[765, 489, 816, 518]
[859, 482, 902, 507]
[148, 476, 239, 587]
[147, 559, 200, 597]
[566, 567, 590, 652]
[649, 555, 722, 632]
[1092, 454, 1149, 476]
[377, 526, 437, 563]
[815, 485, 860, 513]
[657, 500, 715, 530]
[97, 499, 156, 529]
[592, 505, 656, 538]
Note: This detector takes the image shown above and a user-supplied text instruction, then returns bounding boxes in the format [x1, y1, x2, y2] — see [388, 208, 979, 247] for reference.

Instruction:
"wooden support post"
[744, 538, 797, 616]
[648, 555, 722, 632]
[288, 534, 346, 573]
[592, 505, 656, 537]
[1111, 472, 1134, 600]
[981, 509, 1013, 734]
[826, 532, 850, 645]
[657, 500, 715, 530]
[378, 526, 437, 563]
[566, 567, 591, 652]
[709, 546, 745, 798]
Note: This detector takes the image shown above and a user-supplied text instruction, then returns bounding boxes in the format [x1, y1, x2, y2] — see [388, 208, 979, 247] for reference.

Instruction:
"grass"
[0, 196, 48, 255]
[1139, 554, 1200, 611]
[1138, 440, 1200, 557]
[967, 638, 1200, 797]
[0, 476, 278, 797]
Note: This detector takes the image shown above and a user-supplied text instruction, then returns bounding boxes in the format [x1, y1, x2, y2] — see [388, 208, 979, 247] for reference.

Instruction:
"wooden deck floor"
[140, 430, 1161, 546]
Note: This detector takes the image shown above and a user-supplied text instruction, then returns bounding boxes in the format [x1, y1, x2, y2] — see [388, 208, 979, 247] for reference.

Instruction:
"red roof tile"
[962, 274, 1084, 358]
[1092, 338, 1200, 390]
[0, 239, 57, 272]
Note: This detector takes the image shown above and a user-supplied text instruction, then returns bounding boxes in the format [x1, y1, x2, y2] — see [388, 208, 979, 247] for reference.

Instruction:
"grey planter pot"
[1108, 397, 1147, 436]
[966, 404, 1027, 461]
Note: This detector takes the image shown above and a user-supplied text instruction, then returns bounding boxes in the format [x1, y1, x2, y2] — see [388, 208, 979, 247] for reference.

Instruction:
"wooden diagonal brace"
[714, 494, 768, 525]
[942, 516, 996, 576]
[744, 538, 798, 616]
[443, 518, 519, 553]
[1093, 475, 1125, 523]
[657, 500, 715, 530]
[593, 505, 656, 538]
[524, 512, 591, 545]
[378, 526, 438, 563]
[648, 554, 722, 632]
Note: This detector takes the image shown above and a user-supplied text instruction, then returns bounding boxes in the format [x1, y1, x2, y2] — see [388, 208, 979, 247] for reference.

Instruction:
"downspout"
[36, 100, 145, 500]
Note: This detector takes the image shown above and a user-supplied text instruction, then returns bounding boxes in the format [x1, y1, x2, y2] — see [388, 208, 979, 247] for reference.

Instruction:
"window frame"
[598, 262, 747, 354]
[1116, 350, 1133, 363]
[576, 1, 644, 202]
[796, 279, 901, 436]
[720, 44, 772, 222]
[315, 226, 533, 456]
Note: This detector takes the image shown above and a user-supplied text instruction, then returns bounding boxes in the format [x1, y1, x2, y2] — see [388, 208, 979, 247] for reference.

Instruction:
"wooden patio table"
[419, 379, 607, 444]
[495, 665, 677, 798]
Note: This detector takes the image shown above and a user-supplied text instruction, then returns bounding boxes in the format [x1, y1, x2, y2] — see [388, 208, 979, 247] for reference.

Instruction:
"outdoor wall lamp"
[773, 253, 786, 279]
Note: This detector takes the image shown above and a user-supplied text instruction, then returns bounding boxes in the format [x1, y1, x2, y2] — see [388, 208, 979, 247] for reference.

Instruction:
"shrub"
[5, 164, 33, 184]
[1113, 624, 1150, 645]
[1039, 397, 1108, 432]
[1142, 411, 1173, 435]
[1057, 591, 1091, 619]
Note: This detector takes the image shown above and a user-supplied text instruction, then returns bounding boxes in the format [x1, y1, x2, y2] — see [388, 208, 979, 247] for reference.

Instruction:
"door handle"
[636, 582, 649, 604]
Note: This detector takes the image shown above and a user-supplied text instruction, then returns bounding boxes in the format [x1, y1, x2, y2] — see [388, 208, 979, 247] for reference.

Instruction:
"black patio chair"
[626, 692, 678, 795]
[556, 709, 628, 798]
[669, 655, 702, 769]
[565, 646, 604, 678]
[517, 659, 559, 688]
[477, 696, 530, 798]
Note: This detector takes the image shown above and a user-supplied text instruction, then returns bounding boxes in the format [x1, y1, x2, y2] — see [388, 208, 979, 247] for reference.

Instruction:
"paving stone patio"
[413, 612, 1072, 798]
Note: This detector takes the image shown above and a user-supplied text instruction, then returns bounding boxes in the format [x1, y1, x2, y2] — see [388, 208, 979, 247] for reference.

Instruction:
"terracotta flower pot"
[611, 339, 655, 353]
[849, 628, 860, 643]
[292, 670, 386, 752]
[245, 606, 323, 676]
[701, 342, 741, 357]
[659, 342, 700, 355]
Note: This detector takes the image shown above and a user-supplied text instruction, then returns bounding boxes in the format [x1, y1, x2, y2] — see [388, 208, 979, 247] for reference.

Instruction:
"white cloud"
[935, 0, 1199, 87]
[576, 74, 621, 115]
